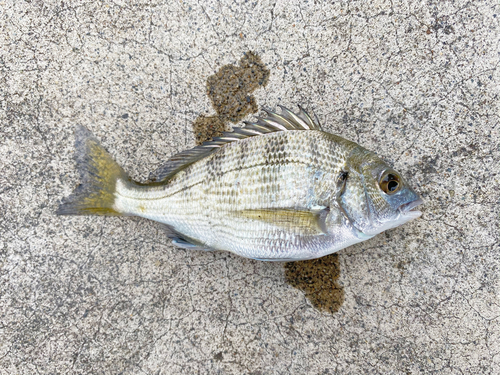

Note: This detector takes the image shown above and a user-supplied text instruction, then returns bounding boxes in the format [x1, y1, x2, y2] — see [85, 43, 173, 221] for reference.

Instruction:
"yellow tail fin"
[57, 125, 128, 216]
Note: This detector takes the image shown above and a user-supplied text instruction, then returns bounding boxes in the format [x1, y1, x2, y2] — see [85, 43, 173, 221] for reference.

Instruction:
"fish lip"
[398, 197, 424, 217]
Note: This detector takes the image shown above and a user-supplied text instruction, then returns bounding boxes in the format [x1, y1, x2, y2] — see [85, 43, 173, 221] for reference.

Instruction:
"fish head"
[339, 150, 423, 237]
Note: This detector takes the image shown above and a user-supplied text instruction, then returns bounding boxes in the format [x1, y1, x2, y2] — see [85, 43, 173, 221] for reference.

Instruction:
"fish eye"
[379, 172, 401, 195]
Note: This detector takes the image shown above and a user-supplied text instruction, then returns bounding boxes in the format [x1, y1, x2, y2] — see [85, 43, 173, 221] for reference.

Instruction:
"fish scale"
[58, 106, 423, 261]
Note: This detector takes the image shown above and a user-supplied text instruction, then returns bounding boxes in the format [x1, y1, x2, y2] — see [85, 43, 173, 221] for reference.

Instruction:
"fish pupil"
[388, 180, 398, 191]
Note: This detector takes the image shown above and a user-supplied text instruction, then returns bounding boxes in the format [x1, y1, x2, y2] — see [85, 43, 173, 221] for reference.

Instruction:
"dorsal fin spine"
[278, 105, 311, 129]
[150, 106, 322, 182]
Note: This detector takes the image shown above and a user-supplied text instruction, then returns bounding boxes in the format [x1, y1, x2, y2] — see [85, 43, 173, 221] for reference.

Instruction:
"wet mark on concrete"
[192, 115, 230, 145]
[193, 51, 270, 145]
[194, 51, 343, 314]
[285, 254, 344, 314]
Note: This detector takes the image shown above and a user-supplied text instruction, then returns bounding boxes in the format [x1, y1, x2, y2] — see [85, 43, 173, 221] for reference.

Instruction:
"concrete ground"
[1, 1, 499, 374]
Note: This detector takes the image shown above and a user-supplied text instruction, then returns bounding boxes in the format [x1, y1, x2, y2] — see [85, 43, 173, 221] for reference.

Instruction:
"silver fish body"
[58, 106, 423, 261]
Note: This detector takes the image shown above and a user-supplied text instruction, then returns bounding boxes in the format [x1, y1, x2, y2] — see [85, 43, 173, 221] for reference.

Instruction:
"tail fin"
[57, 125, 129, 216]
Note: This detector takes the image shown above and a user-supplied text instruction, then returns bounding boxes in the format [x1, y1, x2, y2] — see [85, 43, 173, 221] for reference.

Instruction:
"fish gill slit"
[361, 174, 374, 227]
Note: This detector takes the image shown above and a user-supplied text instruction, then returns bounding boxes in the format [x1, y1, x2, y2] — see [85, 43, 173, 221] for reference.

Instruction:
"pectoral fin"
[235, 208, 330, 236]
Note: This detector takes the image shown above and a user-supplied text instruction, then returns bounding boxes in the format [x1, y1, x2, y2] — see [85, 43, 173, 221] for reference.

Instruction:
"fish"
[57, 106, 423, 261]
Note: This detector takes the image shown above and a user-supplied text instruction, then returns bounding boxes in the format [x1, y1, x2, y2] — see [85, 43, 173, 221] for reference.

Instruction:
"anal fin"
[159, 224, 213, 251]
[171, 238, 212, 250]
[251, 257, 309, 262]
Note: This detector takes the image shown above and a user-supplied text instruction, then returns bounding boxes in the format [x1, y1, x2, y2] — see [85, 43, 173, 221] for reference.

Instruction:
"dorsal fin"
[149, 106, 321, 182]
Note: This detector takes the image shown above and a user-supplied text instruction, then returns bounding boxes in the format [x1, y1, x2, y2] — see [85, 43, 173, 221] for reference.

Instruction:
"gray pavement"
[1, 1, 499, 374]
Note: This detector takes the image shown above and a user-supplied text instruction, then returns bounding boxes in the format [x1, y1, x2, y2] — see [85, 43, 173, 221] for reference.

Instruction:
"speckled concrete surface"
[1, 1, 499, 374]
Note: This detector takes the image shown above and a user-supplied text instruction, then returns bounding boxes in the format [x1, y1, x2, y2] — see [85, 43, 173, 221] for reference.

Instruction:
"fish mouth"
[398, 197, 424, 219]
